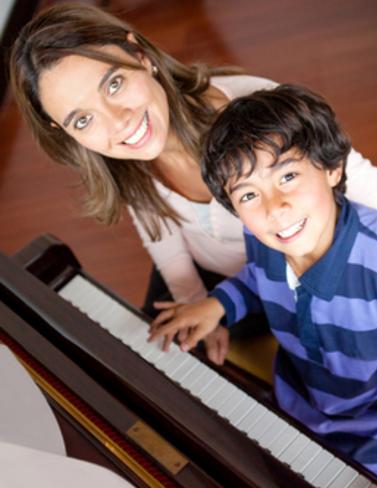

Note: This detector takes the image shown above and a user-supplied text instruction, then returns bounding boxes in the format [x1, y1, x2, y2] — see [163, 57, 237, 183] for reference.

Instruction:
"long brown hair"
[10, 3, 240, 240]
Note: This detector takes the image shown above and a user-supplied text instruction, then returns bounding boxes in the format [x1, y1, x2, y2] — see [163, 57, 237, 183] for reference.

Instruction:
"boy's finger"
[162, 332, 175, 352]
[153, 301, 177, 309]
[181, 327, 207, 352]
[148, 319, 181, 342]
[178, 327, 189, 343]
[218, 335, 229, 365]
[152, 308, 176, 326]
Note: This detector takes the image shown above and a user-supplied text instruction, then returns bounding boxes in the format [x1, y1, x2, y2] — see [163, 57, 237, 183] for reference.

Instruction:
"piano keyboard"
[58, 274, 376, 488]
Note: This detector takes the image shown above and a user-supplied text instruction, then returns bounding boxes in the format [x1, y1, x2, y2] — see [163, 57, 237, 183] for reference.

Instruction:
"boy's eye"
[108, 75, 123, 96]
[74, 114, 92, 130]
[240, 192, 257, 203]
[281, 172, 298, 184]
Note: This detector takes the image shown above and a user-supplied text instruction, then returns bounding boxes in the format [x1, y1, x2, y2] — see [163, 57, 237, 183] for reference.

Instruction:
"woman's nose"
[104, 102, 132, 133]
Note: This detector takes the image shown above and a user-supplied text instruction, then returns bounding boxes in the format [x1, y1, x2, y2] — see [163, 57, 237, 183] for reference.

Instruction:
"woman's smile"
[120, 111, 151, 148]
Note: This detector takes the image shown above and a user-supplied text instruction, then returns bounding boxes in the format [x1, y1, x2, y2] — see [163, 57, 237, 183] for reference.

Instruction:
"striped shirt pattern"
[211, 199, 377, 474]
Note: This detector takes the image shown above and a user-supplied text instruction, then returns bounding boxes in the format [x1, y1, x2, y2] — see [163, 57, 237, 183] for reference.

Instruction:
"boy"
[149, 84, 377, 474]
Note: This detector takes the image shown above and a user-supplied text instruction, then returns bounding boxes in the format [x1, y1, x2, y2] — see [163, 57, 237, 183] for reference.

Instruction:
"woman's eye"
[240, 192, 257, 203]
[108, 75, 123, 96]
[281, 172, 298, 184]
[74, 114, 92, 130]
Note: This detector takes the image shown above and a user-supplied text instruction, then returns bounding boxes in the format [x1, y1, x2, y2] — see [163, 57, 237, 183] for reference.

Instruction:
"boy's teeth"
[124, 114, 148, 145]
[277, 219, 306, 238]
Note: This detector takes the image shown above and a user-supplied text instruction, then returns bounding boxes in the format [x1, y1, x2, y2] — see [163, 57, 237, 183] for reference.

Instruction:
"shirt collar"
[248, 198, 359, 299]
[299, 198, 359, 299]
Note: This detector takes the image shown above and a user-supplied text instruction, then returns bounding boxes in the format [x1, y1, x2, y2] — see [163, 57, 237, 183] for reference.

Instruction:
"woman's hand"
[149, 298, 225, 352]
[204, 326, 229, 366]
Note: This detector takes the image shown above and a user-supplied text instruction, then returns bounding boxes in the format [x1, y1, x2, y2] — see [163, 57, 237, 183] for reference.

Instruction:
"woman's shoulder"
[210, 74, 278, 100]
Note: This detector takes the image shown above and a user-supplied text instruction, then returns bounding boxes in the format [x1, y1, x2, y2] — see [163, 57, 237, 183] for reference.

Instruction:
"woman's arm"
[128, 207, 208, 304]
[345, 149, 377, 208]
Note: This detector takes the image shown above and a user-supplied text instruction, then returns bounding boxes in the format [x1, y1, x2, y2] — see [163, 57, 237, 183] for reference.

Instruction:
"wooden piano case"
[1, 234, 375, 488]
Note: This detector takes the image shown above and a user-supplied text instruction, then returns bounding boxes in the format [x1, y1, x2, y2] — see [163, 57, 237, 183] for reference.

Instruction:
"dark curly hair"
[201, 84, 351, 213]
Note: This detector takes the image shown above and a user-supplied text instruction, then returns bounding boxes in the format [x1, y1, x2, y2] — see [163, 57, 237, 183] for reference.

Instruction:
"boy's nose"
[267, 193, 290, 220]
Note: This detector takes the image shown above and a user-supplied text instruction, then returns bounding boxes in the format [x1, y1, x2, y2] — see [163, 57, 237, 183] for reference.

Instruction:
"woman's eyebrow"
[98, 65, 118, 91]
[62, 65, 118, 128]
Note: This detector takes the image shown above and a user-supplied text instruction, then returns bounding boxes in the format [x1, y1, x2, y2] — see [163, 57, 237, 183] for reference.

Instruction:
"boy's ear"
[327, 164, 343, 187]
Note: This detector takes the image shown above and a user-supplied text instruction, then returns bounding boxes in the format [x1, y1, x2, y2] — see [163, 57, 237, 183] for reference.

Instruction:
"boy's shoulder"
[350, 200, 377, 238]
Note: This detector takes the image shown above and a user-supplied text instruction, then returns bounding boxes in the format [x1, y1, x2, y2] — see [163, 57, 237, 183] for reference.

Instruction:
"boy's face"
[227, 146, 343, 274]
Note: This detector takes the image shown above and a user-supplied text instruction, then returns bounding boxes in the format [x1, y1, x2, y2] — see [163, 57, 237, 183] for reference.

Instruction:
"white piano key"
[311, 458, 345, 487]
[104, 306, 143, 338]
[269, 425, 300, 457]
[125, 328, 149, 351]
[188, 368, 219, 397]
[162, 352, 192, 376]
[142, 344, 166, 363]
[72, 286, 101, 311]
[206, 382, 239, 411]
[235, 402, 263, 433]
[154, 348, 184, 372]
[290, 440, 323, 473]
[182, 362, 212, 390]
[243, 405, 270, 435]
[326, 466, 359, 488]
[247, 411, 280, 443]
[136, 337, 164, 357]
[348, 475, 373, 488]
[170, 355, 199, 381]
[217, 388, 247, 417]
[278, 433, 311, 465]
[302, 449, 333, 482]
[130, 332, 155, 355]
[176, 361, 204, 388]
[226, 397, 258, 426]
[58, 275, 87, 300]
[258, 418, 289, 449]
[197, 376, 228, 403]
[89, 299, 120, 325]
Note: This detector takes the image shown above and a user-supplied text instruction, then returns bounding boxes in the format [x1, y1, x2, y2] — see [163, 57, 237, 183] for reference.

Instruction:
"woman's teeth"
[123, 113, 148, 145]
[277, 219, 306, 239]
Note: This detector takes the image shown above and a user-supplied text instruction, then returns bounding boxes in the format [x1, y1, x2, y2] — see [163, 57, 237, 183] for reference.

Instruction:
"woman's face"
[38, 44, 170, 161]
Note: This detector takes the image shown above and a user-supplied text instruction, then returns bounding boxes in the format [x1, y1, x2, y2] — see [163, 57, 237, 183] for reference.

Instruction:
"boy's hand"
[149, 298, 225, 352]
[204, 326, 229, 365]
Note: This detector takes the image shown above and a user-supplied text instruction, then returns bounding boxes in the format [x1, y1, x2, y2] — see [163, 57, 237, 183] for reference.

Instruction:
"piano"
[0, 234, 376, 488]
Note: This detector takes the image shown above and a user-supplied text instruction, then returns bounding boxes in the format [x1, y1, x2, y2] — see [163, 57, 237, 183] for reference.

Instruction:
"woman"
[10, 3, 377, 365]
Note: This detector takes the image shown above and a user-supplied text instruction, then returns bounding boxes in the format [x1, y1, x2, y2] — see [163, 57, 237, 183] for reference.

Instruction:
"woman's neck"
[152, 83, 229, 202]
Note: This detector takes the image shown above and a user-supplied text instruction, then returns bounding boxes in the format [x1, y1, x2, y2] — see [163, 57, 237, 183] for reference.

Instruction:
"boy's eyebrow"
[228, 157, 300, 194]
[269, 156, 300, 170]
[62, 65, 118, 128]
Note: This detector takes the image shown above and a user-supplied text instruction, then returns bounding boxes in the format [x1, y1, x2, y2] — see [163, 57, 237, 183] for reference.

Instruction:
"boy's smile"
[227, 146, 343, 276]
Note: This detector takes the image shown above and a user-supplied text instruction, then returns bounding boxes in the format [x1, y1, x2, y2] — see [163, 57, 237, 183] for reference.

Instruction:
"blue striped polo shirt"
[211, 198, 377, 474]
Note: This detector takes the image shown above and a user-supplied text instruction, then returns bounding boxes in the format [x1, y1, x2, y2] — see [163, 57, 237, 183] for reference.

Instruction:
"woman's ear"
[126, 31, 153, 73]
[126, 32, 138, 45]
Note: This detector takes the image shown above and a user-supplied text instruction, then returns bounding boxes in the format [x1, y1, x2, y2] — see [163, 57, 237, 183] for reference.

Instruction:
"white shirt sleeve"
[345, 148, 377, 208]
[128, 207, 208, 304]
